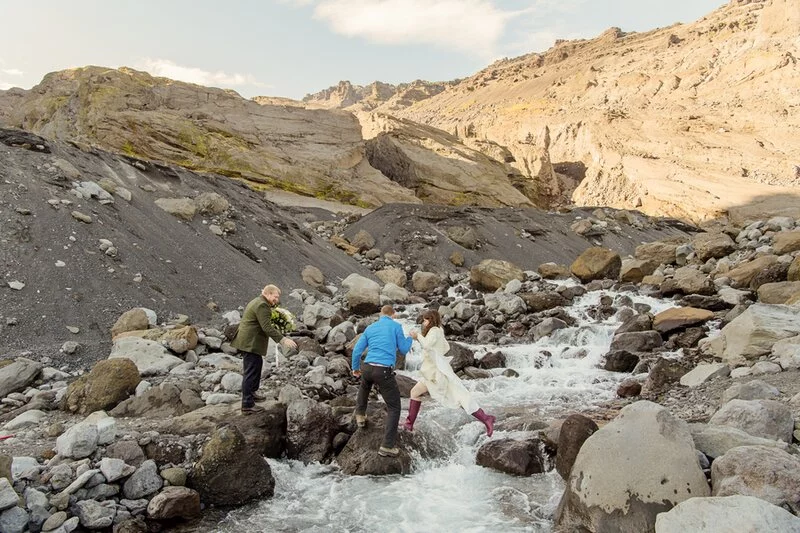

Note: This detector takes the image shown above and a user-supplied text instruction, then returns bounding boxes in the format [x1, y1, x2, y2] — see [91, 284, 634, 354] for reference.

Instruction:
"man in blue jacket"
[351, 305, 412, 457]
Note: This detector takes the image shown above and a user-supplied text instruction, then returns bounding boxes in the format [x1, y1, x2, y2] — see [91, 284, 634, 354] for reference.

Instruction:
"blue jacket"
[351, 315, 412, 371]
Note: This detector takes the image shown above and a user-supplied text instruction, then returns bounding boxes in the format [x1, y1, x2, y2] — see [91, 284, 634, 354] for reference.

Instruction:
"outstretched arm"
[395, 323, 413, 355]
[352, 332, 368, 372]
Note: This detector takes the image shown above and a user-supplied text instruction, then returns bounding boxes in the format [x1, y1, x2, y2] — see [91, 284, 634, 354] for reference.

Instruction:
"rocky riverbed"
[2, 201, 800, 531]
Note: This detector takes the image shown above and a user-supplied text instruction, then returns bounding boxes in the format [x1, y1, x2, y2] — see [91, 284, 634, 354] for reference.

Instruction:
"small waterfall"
[214, 288, 679, 532]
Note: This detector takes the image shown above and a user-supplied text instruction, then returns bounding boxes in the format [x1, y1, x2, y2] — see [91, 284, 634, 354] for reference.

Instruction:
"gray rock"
[99, 458, 135, 483]
[655, 495, 800, 533]
[711, 445, 800, 512]
[220, 372, 243, 392]
[146, 486, 201, 520]
[0, 477, 19, 511]
[286, 399, 336, 463]
[0, 506, 28, 533]
[48, 464, 74, 491]
[122, 460, 162, 500]
[709, 399, 794, 443]
[690, 423, 788, 459]
[109, 338, 184, 376]
[73, 499, 116, 529]
[55, 423, 98, 459]
[0, 358, 43, 398]
[42, 510, 68, 531]
[555, 401, 709, 533]
[721, 379, 780, 403]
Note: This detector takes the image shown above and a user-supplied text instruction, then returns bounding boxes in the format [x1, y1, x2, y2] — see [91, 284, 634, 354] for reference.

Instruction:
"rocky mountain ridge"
[305, 0, 800, 224]
[0, 66, 539, 211]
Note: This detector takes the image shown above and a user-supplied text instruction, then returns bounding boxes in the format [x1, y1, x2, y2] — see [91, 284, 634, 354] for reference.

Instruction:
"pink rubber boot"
[403, 399, 422, 431]
[472, 408, 496, 437]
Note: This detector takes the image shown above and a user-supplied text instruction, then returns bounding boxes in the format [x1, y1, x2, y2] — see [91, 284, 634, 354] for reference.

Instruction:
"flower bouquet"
[271, 307, 296, 336]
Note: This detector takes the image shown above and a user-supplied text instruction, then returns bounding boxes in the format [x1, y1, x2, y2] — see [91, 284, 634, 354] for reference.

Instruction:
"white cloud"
[0, 63, 24, 91]
[134, 58, 271, 90]
[310, 0, 517, 57]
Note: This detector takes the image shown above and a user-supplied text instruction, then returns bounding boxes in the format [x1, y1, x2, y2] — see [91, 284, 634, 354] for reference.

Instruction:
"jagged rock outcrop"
[360, 113, 533, 207]
[387, 0, 800, 223]
[303, 79, 450, 112]
[0, 66, 418, 207]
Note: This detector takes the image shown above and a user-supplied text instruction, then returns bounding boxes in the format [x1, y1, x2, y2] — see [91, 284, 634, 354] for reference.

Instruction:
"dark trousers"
[356, 363, 401, 448]
[241, 351, 263, 408]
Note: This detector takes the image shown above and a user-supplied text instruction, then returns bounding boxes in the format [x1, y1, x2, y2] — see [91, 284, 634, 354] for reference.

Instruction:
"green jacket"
[231, 296, 283, 356]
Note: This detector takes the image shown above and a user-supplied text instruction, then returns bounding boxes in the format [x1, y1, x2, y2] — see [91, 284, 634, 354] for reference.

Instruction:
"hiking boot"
[241, 405, 265, 415]
[355, 414, 367, 428]
[378, 446, 400, 457]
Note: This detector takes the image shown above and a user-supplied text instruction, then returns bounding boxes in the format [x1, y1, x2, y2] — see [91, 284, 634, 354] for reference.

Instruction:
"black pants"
[356, 363, 401, 448]
[241, 351, 263, 408]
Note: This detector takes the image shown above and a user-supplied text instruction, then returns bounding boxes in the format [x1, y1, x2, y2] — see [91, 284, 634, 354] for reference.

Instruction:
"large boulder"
[555, 401, 710, 533]
[620, 258, 658, 283]
[723, 255, 779, 288]
[713, 304, 800, 365]
[692, 232, 735, 262]
[188, 425, 275, 506]
[342, 274, 381, 315]
[447, 342, 476, 373]
[773, 230, 800, 254]
[555, 414, 598, 480]
[709, 399, 794, 443]
[788, 256, 800, 282]
[110, 308, 150, 338]
[635, 241, 678, 266]
[470, 259, 525, 292]
[110, 382, 204, 419]
[475, 438, 550, 476]
[154, 197, 197, 221]
[757, 281, 800, 304]
[661, 267, 715, 296]
[168, 402, 286, 458]
[570, 247, 621, 283]
[146, 486, 201, 520]
[519, 291, 567, 312]
[690, 424, 788, 459]
[109, 337, 185, 376]
[410, 271, 441, 293]
[610, 331, 663, 353]
[286, 399, 337, 463]
[193, 191, 229, 215]
[655, 495, 800, 533]
[62, 359, 140, 415]
[0, 358, 42, 398]
[711, 445, 800, 512]
[652, 307, 713, 334]
[336, 410, 412, 476]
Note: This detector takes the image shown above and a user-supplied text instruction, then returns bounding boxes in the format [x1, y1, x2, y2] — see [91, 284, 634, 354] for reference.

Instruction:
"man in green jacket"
[232, 284, 297, 413]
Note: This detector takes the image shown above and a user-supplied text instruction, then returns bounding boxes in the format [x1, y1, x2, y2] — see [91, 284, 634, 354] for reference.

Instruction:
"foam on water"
[216, 287, 678, 532]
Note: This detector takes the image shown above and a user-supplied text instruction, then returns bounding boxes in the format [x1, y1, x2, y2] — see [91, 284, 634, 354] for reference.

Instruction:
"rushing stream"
[210, 287, 678, 533]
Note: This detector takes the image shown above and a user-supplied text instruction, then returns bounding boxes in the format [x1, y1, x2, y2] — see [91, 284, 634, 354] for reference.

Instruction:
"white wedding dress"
[416, 326, 479, 415]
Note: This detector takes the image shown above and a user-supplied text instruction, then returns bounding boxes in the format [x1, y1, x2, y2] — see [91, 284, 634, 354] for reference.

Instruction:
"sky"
[0, 0, 725, 100]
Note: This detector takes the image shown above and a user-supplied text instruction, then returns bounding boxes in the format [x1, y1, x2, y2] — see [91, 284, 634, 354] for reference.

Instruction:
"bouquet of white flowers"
[271, 307, 296, 336]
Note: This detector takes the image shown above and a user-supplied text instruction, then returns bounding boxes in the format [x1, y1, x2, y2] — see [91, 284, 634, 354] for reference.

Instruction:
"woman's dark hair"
[420, 309, 442, 336]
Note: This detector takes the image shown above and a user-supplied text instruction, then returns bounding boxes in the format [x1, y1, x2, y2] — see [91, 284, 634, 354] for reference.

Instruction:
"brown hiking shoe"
[241, 406, 265, 415]
[355, 414, 367, 428]
[378, 446, 400, 457]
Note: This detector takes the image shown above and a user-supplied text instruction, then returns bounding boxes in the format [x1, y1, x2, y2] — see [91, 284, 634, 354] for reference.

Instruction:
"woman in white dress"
[404, 309, 496, 436]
